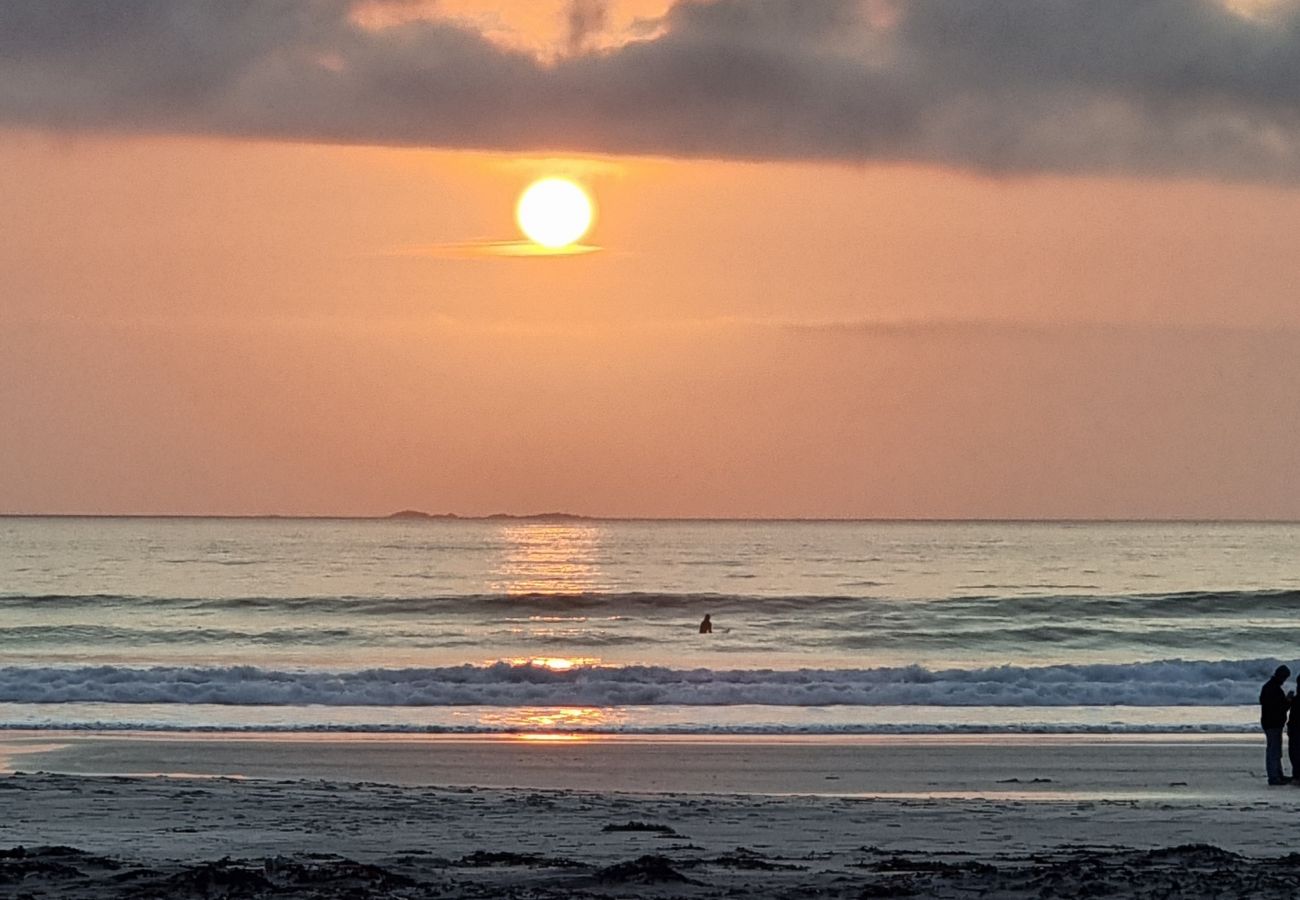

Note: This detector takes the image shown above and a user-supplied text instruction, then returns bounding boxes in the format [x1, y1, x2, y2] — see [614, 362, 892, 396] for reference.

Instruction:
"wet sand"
[4, 731, 1300, 898]
[0, 730, 1273, 798]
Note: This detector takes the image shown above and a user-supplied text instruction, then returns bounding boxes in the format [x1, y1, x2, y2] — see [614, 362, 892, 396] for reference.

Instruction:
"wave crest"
[0, 658, 1282, 708]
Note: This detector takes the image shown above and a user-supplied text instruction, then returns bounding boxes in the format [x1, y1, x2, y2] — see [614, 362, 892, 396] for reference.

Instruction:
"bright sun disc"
[516, 178, 593, 249]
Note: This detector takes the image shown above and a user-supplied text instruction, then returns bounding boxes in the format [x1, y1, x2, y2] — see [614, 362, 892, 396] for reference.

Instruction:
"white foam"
[0, 658, 1283, 708]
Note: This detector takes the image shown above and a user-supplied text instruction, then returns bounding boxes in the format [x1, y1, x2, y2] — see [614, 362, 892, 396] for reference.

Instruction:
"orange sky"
[4, 0, 1300, 517]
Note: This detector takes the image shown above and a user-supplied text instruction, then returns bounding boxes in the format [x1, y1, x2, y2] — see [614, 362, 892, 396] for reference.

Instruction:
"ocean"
[2, 517, 1297, 735]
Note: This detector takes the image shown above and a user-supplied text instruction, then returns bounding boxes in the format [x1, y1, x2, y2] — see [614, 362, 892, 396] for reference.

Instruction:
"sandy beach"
[5, 731, 1300, 897]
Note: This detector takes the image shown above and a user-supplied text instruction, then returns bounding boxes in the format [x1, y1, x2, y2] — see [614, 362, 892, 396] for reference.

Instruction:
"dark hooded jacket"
[1261, 675, 1289, 729]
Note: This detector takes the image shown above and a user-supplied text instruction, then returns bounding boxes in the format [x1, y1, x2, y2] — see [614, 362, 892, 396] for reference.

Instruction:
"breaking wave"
[0, 658, 1282, 708]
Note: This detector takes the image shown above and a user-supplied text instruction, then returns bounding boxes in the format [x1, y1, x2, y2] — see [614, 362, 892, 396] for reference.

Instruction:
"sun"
[516, 178, 594, 249]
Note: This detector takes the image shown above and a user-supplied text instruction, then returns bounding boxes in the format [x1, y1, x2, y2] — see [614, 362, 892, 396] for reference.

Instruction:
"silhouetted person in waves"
[699, 614, 713, 634]
[1261, 664, 1291, 784]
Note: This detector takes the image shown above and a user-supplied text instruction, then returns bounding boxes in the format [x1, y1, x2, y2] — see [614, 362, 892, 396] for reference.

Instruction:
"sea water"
[1, 517, 1297, 734]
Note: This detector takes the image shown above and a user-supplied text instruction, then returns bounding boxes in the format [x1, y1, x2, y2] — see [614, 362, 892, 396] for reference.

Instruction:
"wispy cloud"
[778, 316, 1300, 341]
[382, 240, 602, 259]
[5, 0, 1300, 180]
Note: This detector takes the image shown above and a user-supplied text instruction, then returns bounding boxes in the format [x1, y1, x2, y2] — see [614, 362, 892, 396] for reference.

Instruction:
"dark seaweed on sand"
[12, 842, 1300, 899]
[601, 820, 680, 835]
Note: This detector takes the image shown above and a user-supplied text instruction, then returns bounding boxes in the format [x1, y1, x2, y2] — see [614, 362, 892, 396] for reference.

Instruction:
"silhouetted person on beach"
[1261, 664, 1290, 784]
[1287, 687, 1300, 785]
[699, 614, 712, 634]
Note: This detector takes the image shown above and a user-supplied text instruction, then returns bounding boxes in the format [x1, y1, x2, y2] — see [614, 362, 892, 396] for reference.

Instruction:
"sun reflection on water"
[485, 526, 617, 739]
[479, 705, 624, 741]
[492, 524, 607, 595]
[499, 656, 602, 671]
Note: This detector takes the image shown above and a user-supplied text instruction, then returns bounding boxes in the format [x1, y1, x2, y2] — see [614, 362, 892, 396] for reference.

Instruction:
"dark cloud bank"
[5, 0, 1300, 179]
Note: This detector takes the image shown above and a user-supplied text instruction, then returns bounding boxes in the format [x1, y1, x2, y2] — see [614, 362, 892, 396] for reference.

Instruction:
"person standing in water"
[1261, 664, 1291, 784]
[698, 614, 712, 634]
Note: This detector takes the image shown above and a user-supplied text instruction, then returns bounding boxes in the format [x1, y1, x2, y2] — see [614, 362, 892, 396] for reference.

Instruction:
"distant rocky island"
[386, 510, 593, 522]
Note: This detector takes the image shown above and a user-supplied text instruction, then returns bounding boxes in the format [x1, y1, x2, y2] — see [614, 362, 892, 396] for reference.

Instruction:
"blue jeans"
[1265, 728, 1285, 782]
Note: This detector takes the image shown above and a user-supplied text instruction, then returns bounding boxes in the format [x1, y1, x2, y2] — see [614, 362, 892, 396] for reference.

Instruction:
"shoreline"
[0, 728, 1268, 744]
[0, 729, 1276, 799]
[8, 513, 1300, 523]
[0, 699, 1267, 735]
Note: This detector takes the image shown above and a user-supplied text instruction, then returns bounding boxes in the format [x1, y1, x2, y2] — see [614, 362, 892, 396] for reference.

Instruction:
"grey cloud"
[663, 0, 862, 44]
[5, 0, 1300, 179]
[567, 0, 609, 55]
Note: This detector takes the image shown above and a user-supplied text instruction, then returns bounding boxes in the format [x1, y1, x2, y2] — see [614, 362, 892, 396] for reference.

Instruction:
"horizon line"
[3, 513, 1300, 525]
